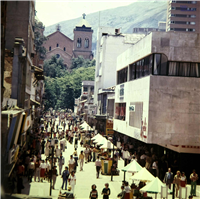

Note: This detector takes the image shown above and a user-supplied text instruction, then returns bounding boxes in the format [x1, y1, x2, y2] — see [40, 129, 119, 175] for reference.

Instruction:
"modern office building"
[166, 0, 200, 33]
[114, 31, 200, 174]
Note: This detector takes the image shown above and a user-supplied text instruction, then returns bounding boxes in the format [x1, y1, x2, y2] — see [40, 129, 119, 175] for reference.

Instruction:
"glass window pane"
[160, 54, 168, 75]
[154, 54, 161, 75]
[168, 62, 179, 76]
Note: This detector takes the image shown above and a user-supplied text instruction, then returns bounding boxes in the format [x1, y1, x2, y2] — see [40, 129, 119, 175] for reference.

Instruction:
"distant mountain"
[44, 1, 167, 51]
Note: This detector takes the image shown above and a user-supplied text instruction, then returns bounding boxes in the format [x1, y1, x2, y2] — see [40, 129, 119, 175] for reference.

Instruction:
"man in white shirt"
[55, 145, 61, 161]
[122, 149, 130, 166]
[68, 155, 75, 173]
[95, 156, 101, 178]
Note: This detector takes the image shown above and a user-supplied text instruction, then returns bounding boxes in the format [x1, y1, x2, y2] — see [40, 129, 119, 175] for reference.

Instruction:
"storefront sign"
[129, 105, 135, 112]
[119, 84, 124, 100]
[106, 120, 114, 135]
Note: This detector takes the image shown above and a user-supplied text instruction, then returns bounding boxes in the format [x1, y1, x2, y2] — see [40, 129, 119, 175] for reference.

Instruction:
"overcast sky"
[35, 0, 139, 27]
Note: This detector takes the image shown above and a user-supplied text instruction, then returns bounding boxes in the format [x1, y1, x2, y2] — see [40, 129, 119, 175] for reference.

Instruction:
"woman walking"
[68, 171, 76, 194]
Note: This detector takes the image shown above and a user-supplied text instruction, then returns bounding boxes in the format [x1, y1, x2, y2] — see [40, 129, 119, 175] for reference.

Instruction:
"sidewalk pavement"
[29, 137, 199, 199]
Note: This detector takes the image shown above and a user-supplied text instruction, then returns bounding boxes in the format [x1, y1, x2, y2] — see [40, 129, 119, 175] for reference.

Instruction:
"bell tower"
[73, 13, 93, 60]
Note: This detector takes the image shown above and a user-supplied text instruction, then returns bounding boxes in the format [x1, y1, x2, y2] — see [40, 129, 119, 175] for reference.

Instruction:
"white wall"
[114, 76, 151, 143]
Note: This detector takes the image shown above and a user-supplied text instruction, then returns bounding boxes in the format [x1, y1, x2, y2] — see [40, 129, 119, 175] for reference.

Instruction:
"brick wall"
[43, 31, 73, 67]
[73, 30, 93, 59]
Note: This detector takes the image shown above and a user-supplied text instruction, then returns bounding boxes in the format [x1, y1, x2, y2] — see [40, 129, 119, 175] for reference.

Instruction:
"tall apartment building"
[166, 0, 200, 33]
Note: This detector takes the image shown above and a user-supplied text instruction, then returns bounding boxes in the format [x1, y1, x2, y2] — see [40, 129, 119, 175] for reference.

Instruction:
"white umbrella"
[130, 167, 155, 182]
[100, 141, 117, 149]
[140, 177, 171, 193]
[93, 135, 107, 144]
[121, 160, 142, 173]
[95, 137, 108, 145]
[140, 177, 172, 199]
[91, 133, 103, 141]
[79, 121, 93, 131]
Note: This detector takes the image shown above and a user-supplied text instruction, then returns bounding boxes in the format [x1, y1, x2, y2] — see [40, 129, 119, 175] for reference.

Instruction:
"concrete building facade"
[166, 0, 200, 33]
[94, 27, 145, 113]
[114, 31, 200, 151]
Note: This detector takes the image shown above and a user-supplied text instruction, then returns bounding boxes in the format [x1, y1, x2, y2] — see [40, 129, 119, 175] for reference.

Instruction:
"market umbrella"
[121, 160, 142, 173]
[93, 135, 107, 144]
[79, 121, 93, 131]
[100, 140, 117, 149]
[91, 133, 103, 141]
[130, 167, 155, 182]
[140, 177, 172, 199]
[95, 137, 108, 145]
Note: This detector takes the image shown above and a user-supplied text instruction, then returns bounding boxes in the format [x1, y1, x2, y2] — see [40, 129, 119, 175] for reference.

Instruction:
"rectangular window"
[130, 63, 136, 80]
[115, 103, 126, 120]
[129, 102, 143, 128]
[117, 67, 128, 84]
[83, 87, 88, 92]
[168, 62, 200, 77]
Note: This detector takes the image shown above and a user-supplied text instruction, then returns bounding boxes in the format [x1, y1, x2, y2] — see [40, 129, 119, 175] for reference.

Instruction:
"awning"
[30, 99, 40, 106]
[80, 99, 87, 103]
[32, 65, 43, 73]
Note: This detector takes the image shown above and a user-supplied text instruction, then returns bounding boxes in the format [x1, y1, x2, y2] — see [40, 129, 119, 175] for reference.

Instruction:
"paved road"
[28, 118, 200, 199]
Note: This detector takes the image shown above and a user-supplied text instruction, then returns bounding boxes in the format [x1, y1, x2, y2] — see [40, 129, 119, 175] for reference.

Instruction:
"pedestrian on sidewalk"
[40, 160, 46, 182]
[89, 184, 98, 199]
[79, 151, 85, 171]
[95, 156, 101, 178]
[73, 150, 78, 173]
[68, 155, 75, 173]
[68, 171, 76, 194]
[41, 139, 45, 154]
[17, 174, 24, 194]
[58, 153, 65, 175]
[163, 168, 174, 189]
[101, 183, 110, 199]
[180, 172, 187, 188]
[173, 170, 181, 197]
[124, 181, 131, 199]
[34, 159, 41, 182]
[117, 185, 125, 199]
[84, 146, 90, 163]
[52, 166, 58, 189]
[55, 145, 61, 162]
[61, 166, 69, 190]
[190, 169, 198, 196]
[28, 159, 35, 182]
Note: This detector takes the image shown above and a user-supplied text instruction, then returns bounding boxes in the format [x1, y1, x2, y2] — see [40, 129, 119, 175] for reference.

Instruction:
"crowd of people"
[7, 111, 199, 199]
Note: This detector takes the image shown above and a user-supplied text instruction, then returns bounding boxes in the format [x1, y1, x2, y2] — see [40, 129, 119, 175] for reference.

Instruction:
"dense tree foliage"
[44, 56, 95, 111]
[34, 20, 47, 55]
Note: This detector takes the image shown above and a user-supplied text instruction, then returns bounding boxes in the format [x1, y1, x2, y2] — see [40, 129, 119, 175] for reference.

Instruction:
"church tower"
[73, 13, 93, 60]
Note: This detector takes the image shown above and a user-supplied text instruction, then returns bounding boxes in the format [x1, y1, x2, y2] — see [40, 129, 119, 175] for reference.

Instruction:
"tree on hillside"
[43, 55, 68, 78]
[34, 20, 47, 56]
[43, 54, 95, 111]
[70, 56, 96, 69]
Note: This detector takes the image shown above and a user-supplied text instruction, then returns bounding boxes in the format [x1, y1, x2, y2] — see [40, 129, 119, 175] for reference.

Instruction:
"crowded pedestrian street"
[4, 114, 199, 199]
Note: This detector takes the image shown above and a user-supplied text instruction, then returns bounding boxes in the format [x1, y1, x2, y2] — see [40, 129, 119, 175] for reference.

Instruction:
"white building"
[94, 26, 145, 116]
[114, 31, 200, 155]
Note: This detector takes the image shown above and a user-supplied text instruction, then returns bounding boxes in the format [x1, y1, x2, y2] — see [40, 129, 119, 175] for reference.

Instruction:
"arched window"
[84, 38, 89, 48]
[56, 54, 60, 58]
[49, 46, 51, 51]
[77, 38, 81, 48]
[64, 47, 66, 51]
[57, 43, 59, 47]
